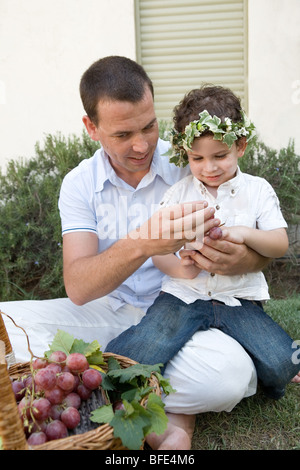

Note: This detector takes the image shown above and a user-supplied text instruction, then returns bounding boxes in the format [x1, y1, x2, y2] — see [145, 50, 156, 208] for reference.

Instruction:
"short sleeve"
[255, 178, 287, 231]
[58, 171, 97, 235]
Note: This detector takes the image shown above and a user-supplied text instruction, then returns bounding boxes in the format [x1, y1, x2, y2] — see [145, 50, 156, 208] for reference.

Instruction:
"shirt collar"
[150, 139, 180, 186]
[94, 148, 111, 192]
[193, 166, 243, 196]
[95, 139, 174, 192]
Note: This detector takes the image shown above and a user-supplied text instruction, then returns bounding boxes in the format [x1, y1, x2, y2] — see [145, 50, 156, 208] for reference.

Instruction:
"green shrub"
[0, 129, 299, 301]
[239, 139, 300, 224]
[0, 132, 99, 301]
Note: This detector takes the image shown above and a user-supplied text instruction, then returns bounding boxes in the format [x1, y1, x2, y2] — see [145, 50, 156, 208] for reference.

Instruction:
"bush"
[239, 139, 300, 224]
[0, 132, 99, 301]
[0, 130, 299, 301]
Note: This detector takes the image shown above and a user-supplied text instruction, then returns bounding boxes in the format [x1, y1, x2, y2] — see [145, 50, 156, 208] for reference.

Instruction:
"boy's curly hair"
[173, 84, 243, 133]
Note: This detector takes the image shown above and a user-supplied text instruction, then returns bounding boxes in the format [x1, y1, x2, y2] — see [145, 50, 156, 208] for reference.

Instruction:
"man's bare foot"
[146, 413, 195, 450]
[291, 372, 300, 383]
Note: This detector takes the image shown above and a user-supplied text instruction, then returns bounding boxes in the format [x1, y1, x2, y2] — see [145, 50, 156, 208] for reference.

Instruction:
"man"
[1, 56, 269, 449]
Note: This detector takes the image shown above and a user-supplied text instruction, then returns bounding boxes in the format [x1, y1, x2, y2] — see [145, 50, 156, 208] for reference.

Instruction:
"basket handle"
[0, 312, 13, 355]
[0, 311, 16, 366]
[0, 340, 28, 450]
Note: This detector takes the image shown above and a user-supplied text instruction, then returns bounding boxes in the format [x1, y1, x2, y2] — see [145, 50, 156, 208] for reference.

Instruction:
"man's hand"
[133, 201, 220, 257]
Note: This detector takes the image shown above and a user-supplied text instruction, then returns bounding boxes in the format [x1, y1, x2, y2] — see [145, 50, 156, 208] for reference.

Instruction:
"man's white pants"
[0, 296, 257, 415]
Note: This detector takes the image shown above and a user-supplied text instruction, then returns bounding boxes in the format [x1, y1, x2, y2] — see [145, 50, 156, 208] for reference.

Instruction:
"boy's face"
[187, 135, 247, 191]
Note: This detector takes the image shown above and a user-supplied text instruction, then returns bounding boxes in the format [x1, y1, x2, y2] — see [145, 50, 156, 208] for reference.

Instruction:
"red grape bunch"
[11, 351, 102, 446]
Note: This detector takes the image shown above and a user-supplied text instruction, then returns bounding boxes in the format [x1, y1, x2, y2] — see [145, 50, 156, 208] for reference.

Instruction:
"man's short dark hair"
[80, 56, 154, 124]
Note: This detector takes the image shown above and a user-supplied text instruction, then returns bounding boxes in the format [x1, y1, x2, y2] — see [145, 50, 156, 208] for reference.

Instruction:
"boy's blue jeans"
[106, 293, 300, 399]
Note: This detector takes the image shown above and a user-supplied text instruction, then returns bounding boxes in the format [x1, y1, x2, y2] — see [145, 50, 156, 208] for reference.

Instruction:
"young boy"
[106, 85, 300, 400]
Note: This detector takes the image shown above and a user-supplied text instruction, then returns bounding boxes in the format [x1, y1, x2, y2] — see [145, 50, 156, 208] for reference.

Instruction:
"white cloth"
[1, 297, 145, 362]
[160, 168, 287, 306]
[0, 296, 257, 414]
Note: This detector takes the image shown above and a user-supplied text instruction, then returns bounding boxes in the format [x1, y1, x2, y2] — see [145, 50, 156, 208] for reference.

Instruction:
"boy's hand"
[221, 226, 247, 245]
[179, 249, 202, 279]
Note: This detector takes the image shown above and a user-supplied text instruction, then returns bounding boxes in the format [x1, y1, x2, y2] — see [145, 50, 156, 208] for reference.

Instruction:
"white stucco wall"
[0, 0, 136, 170]
[0, 0, 299, 171]
[248, 0, 300, 154]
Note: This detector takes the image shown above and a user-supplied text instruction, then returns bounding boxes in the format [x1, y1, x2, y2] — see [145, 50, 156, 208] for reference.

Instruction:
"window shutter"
[135, 0, 248, 121]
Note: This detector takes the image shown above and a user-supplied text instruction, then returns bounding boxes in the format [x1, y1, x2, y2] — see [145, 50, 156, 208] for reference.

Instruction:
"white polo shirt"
[159, 168, 287, 306]
[58, 139, 190, 311]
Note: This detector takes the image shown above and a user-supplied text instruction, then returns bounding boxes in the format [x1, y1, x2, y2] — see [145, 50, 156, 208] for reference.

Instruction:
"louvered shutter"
[135, 0, 248, 121]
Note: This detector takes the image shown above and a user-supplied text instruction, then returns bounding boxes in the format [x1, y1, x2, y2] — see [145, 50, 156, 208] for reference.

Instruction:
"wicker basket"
[0, 311, 161, 450]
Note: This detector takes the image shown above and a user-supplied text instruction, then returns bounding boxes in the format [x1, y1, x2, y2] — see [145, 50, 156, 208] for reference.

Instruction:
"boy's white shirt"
[159, 167, 287, 306]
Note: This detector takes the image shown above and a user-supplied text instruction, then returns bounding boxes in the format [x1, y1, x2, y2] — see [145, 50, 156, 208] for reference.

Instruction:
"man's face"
[84, 87, 159, 185]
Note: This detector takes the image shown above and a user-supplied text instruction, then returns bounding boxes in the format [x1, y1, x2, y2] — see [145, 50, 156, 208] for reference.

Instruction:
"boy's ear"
[237, 137, 248, 158]
[82, 115, 100, 141]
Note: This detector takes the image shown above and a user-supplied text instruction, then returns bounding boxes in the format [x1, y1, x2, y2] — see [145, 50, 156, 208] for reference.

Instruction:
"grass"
[192, 385, 299, 450]
[191, 294, 300, 450]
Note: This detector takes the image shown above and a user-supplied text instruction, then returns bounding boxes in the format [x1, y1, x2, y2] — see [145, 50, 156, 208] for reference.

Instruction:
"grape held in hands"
[208, 226, 223, 240]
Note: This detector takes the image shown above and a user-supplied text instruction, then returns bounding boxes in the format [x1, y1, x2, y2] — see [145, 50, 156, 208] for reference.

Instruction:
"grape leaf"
[120, 386, 141, 403]
[70, 339, 99, 356]
[90, 404, 114, 424]
[121, 385, 153, 403]
[109, 400, 151, 450]
[71, 339, 105, 365]
[155, 372, 176, 395]
[45, 329, 74, 356]
[144, 393, 168, 437]
[87, 350, 105, 366]
[107, 356, 121, 370]
[45, 330, 105, 365]
[99, 372, 116, 392]
[89, 392, 169, 450]
[107, 363, 163, 383]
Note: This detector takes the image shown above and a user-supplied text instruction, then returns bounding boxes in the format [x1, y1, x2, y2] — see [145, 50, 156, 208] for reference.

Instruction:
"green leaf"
[107, 363, 163, 384]
[87, 350, 105, 365]
[110, 400, 151, 450]
[90, 404, 114, 424]
[107, 356, 121, 370]
[144, 393, 168, 437]
[121, 387, 142, 403]
[121, 385, 153, 403]
[99, 371, 116, 392]
[223, 132, 237, 148]
[70, 338, 100, 356]
[155, 372, 176, 396]
[71, 338, 105, 365]
[123, 399, 135, 416]
[46, 329, 74, 356]
[44, 329, 105, 365]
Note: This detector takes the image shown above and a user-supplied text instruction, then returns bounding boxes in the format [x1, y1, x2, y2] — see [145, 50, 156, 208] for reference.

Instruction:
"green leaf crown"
[167, 109, 256, 167]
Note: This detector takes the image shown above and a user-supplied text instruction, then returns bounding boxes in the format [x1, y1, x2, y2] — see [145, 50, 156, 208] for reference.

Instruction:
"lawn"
[191, 294, 300, 450]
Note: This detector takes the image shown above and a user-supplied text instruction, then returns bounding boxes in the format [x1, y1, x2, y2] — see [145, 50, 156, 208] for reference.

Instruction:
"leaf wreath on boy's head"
[166, 110, 256, 168]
